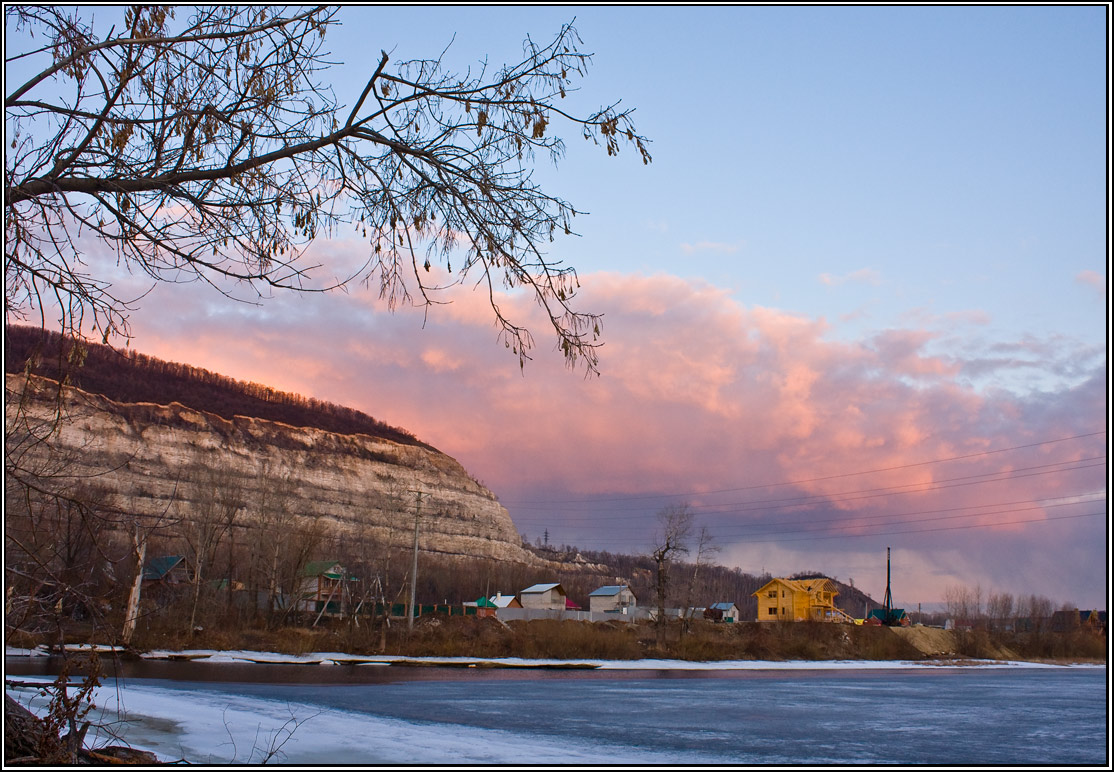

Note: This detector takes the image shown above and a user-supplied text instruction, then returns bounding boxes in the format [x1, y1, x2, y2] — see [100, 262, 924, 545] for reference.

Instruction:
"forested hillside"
[4, 325, 428, 449]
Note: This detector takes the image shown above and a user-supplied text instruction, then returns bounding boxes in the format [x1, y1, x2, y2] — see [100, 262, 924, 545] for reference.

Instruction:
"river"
[6, 656, 1108, 765]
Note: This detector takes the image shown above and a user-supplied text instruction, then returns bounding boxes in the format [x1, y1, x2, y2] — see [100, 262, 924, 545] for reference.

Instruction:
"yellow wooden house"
[753, 577, 854, 623]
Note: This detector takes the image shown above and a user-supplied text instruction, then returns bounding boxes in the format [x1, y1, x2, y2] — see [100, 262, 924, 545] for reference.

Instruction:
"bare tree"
[985, 591, 1015, 632]
[650, 504, 693, 648]
[681, 523, 719, 633]
[5, 7, 650, 372]
[178, 466, 243, 634]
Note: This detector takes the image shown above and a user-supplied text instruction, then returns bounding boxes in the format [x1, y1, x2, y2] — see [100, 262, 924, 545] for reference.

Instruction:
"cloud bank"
[118, 259, 1107, 608]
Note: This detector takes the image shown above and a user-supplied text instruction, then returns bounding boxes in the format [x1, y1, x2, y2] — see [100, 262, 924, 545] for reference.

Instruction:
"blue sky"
[320, 5, 1106, 347]
[8, 5, 1109, 608]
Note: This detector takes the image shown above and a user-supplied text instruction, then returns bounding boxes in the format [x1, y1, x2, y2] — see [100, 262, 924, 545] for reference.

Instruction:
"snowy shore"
[7, 643, 1104, 669]
[6, 647, 1104, 765]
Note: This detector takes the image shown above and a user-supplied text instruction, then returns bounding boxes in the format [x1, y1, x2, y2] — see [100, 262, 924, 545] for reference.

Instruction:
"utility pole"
[882, 546, 893, 625]
[407, 490, 423, 632]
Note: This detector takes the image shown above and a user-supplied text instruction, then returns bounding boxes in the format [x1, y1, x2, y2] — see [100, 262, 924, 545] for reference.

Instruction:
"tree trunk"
[120, 527, 146, 646]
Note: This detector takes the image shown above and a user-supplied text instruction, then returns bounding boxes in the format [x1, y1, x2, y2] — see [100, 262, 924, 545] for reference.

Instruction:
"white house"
[518, 582, 567, 611]
[588, 585, 637, 614]
[489, 592, 522, 609]
[707, 602, 740, 623]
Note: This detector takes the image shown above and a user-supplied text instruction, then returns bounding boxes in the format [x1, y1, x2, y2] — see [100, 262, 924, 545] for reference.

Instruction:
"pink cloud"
[1074, 269, 1105, 292]
[115, 265, 1106, 608]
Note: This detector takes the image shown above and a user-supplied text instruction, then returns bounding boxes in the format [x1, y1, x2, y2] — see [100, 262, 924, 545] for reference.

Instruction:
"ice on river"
[7, 652, 1107, 765]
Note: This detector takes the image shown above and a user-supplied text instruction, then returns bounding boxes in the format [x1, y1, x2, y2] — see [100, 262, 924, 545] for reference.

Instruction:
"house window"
[768, 607, 777, 616]
[767, 591, 776, 598]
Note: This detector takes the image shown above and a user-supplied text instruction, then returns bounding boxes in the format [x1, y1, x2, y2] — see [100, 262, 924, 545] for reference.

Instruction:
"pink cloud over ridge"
[117, 263, 1106, 607]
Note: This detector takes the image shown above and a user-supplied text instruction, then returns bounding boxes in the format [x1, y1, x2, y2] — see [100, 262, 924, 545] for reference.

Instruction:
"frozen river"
[6, 656, 1108, 765]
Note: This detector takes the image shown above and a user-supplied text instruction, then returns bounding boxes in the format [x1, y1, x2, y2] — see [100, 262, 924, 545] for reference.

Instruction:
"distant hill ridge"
[4, 325, 430, 450]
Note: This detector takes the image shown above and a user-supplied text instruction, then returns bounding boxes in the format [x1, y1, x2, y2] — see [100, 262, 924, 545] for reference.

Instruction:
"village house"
[489, 592, 523, 609]
[470, 596, 499, 619]
[518, 582, 567, 611]
[142, 555, 189, 585]
[588, 585, 637, 614]
[296, 560, 347, 614]
[753, 577, 853, 623]
[704, 602, 740, 623]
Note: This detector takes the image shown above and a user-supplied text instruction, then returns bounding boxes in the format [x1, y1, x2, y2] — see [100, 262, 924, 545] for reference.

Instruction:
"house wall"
[755, 581, 840, 622]
[589, 588, 636, 613]
[757, 583, 792, 621]
[520, 588, 564, 610]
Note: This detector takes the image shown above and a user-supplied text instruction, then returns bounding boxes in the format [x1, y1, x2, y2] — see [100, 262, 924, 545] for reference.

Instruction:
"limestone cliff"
[5, 373, 535, 564]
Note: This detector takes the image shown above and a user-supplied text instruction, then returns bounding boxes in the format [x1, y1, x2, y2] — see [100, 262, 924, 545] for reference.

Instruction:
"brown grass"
[22, 615, 1107, 664]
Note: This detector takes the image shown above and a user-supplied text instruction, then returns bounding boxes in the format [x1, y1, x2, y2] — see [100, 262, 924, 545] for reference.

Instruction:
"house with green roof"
[296, 560, 348, 615]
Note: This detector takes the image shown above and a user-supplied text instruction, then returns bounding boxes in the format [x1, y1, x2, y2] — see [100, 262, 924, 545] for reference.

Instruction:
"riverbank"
[7, 616, 1108, 666]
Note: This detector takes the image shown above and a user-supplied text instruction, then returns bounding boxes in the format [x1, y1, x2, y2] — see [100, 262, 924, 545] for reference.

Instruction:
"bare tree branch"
[5, 7, 651, 372]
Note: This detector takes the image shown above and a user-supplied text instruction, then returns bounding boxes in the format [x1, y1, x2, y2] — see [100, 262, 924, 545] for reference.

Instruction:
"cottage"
[489, 592, 523, 609]
[472, 596, 500, 619]
[705, 602, 740, 623]
[142, 555, 189, 584]
[518, 582, 567, 611]
[753, 577, 853, 622]
[297, 560, 347, 614]
[588, 585, 637, 614]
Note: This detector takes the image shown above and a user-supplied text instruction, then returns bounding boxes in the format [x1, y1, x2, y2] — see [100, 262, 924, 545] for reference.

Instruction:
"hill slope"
[5, 324, 427, 449]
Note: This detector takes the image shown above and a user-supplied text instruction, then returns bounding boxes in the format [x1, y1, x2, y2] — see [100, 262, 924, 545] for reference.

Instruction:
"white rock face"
[6, 374, 534, 563]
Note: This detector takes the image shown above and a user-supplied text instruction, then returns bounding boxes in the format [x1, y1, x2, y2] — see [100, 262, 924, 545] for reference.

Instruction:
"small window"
[768, 607, 777, 616]
[767, 591, 776, 598]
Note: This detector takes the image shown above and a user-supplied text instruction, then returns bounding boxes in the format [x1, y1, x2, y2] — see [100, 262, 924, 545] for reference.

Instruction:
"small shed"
[489, 592, 522, 609]
[706, 602, 740, 623]
[588, 585, 637, 614]
[866, 608, 910, 626]
[519, 582, 567, 611]
[473, 596, 499, 619]
[142, 555, 189, 584]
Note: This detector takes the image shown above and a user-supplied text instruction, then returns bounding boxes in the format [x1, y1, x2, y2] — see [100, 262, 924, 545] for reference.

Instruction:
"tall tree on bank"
[650, 504, 693, 649]
[5, 6, 650, 373]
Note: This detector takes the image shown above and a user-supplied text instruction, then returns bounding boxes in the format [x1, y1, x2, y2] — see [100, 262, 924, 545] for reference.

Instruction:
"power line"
[509, 456, 1106, 520]
[536, 510, 1107, 550]
[500, 430, 1106, 507]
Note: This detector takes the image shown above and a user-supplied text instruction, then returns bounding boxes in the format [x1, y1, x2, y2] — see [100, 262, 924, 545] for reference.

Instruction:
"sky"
[8, 6, 1110, 609]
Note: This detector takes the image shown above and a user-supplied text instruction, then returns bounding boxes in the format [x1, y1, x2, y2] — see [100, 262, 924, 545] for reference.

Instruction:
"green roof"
[143, 555, 184, 581]
[301, 560, 342, 577]
[475, 596, 499, 607]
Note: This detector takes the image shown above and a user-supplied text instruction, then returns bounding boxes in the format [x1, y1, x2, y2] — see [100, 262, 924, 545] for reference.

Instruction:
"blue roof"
[710, 602, 737, 611]
[589, 585, 627, 597]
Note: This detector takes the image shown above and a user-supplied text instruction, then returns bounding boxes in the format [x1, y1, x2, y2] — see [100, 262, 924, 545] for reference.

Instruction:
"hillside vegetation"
[5, 324, 429, 449]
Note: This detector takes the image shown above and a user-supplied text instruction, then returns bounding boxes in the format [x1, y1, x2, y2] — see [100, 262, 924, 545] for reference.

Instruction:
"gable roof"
[143, 555, 185, 581]
[752, 577, 839, 597]
[489, 594, 522, 608]
[589, 585, 629, 597]
[710, 602, 738, 611]
[521, 582, 565, 595]
[301, 560, 344, 579]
